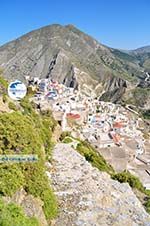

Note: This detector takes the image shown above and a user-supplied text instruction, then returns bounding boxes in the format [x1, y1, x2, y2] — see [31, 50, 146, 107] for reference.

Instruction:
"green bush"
[144, 199, 150, 213]
[41, 119, 54, 157]
[0, 198, 39, 226]
[20, 97, 34, 115]
[19, 99, 56, 157]
[8, 102, 18, 111]
[111, 171, 144, 191]
[0, 164, 25, 196]
[63, 137, 73, 143]
[40, 110, 57, 132]
[28, 112, 55, 157]
[0, 112, 42, 155]
[23, 162, 57, 219]
[0, 111, 58, 220]
[0, 75, 8, 89]
[142, 109, 150, 120]
[144, 189, 150, 196]
[76, 141, 114, 174]
[60, 131, 71, 141]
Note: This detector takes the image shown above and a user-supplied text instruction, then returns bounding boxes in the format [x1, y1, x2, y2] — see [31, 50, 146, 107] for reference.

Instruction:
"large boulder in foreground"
[51, 143, 150, 226]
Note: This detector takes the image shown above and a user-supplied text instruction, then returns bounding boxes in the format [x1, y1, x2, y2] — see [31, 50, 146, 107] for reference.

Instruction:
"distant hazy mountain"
[131, 45, 150, 55]
[0, 24, 149, 108]
[129, 46, 150, 73]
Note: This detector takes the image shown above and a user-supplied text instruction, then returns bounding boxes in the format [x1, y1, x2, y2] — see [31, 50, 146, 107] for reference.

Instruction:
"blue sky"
[0, 0, 150, 49]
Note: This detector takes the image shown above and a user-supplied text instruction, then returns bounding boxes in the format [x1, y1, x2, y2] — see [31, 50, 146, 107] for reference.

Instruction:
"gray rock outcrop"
[3, 188, 48, 226]
[51, 143, 150, 226]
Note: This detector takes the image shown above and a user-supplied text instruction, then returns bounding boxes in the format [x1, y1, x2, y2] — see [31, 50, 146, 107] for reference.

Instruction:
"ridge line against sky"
[0, 0, 150, 49]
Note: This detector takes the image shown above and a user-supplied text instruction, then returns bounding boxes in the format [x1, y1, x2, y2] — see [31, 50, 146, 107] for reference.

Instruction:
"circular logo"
[8, 80, 27, 100]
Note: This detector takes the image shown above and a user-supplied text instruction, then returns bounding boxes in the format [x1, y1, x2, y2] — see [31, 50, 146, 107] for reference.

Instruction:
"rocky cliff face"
[50, 143, 150, 226]
[100, 76, 127, 103]
[130, 46, 150, 73]
[3, 189, 48, 226]
[0, 24, 149, 105]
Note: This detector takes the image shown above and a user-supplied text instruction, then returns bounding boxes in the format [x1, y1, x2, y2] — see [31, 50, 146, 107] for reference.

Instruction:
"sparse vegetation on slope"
[111, 171, 144, 191]
[0, 70, 8, 89]
[123, 87, 150, 109]
[142, 109, 150, 120]
[133, 88, 150, 107]
[0, 99, 58, 221]
[0, 198, 39, 226]
[61, 134, 114, 174]
[76, 140, 114, 174]
[60, 133, 150, 214]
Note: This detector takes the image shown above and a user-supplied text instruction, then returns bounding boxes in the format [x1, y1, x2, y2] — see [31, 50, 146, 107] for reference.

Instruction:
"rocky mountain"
[0, 24, 149, 107]
[131, 45, 150, 54]
[130, 46, 150, 73]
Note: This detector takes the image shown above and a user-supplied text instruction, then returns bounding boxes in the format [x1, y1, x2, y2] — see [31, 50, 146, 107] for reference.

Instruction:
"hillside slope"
[51, 143, 150, 226]
[130, 46, 150, 73]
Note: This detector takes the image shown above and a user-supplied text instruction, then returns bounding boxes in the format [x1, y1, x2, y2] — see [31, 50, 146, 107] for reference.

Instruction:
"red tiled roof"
[66, 113, 80, 119]
[113, 122, 123, 128]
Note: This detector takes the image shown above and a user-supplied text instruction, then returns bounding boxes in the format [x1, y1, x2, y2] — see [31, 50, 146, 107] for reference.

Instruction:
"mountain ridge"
[0, 24, 149, 108]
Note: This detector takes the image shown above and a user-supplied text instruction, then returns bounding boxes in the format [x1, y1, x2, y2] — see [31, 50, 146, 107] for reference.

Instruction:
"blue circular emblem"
[8, 80, 27, 100]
